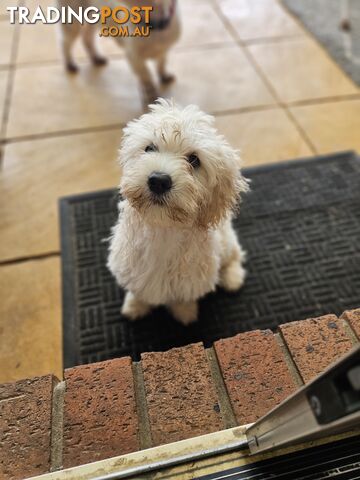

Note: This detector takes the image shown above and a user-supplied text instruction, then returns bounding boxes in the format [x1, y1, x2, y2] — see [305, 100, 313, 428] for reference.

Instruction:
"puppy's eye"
[187, 153, 200, 168]
[145, 143, 157, 153]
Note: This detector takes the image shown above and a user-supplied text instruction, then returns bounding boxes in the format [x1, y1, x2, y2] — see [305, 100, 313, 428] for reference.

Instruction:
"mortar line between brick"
[50, 379, 65, 472]
[340, 315, 360, 344]
[132, 362, 153, 450]
[274, 332, 304, 388]
[206, 347, 237, 429]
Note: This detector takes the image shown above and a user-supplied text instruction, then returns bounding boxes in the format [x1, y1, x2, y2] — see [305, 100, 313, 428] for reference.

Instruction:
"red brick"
[141, 343, 223, 446]
[0, 375, 55, 480]
[63, 357, 139, 468]
[341, 309, 360, 339]
[214, 330, 297, 424]
[279, 314, 354, 383]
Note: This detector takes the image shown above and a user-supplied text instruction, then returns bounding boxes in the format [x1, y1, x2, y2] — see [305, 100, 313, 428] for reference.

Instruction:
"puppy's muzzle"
[148, 171, 172, 196]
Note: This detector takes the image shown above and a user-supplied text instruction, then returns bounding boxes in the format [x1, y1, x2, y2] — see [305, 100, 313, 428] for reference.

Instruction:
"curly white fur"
[108, 99, 249, 325]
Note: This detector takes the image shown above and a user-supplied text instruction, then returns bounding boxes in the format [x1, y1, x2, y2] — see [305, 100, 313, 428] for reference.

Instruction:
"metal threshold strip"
[28, 426, 250, 480]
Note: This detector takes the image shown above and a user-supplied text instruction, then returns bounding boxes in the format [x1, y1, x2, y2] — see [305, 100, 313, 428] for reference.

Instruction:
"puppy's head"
[119, 99, 249, 228]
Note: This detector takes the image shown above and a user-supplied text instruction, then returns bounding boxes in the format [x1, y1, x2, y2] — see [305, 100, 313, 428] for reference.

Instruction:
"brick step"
[1, 309, 359, 479]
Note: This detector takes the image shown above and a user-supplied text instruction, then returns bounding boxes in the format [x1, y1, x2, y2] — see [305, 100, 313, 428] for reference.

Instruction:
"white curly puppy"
[108, 100, 249, 325]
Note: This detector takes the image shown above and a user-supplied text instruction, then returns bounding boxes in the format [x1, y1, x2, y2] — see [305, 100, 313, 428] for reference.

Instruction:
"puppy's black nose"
[148, 172, 172, 195]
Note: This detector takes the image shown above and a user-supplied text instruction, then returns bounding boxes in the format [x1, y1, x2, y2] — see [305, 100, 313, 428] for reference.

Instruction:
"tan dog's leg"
[126, 53, 158, 108]
[157, 54, 175, 85]
[169, 301, 198, 326]
[60, 22, 81, 73]
[82, 23, 107, 66]
[121, 291, 151, 320]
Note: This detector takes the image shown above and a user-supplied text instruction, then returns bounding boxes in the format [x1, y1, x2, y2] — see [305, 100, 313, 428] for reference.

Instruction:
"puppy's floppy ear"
[197, 140, 249, 228]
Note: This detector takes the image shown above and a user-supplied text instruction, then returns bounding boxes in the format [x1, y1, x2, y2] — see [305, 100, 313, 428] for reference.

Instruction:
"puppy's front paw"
[220, 261, 246, 292]
[169, 301, 198, 326]
[121, 292, 151, 321]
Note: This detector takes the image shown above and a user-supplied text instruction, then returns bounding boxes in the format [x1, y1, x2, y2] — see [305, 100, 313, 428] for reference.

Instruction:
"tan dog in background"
[58, 0, 180, 106]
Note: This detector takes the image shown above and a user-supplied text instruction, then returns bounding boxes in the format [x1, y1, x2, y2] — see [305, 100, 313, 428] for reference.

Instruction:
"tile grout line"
[132, 362, 153, 450]
[50, 378, 65, 472]
[205, 347, 237, 429]
[243, 33, 304, 46]
[281, 106, 317, 155]
[1, 1, 22, 147]
[275, 331, 304, 386]
[0, 250, 60, 267]
[0, 105, 276, 145]
[213, 104, 279, 117]
[288, 93, 360, 107]
[210, 0, 318, 156]
[2, 122, 127, 144]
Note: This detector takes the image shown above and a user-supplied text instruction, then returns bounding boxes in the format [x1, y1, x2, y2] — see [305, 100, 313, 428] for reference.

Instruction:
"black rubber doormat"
[195, 434, 360, 480]
[60, 151, 360, 367]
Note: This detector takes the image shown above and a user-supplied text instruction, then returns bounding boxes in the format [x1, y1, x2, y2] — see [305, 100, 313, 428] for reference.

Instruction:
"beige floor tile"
[249, 38, 359, 103]
[181, 0, 212, 5]
[165, 45, 275, 113]
[7, 59, 142, 138]
[0, 22, 15, 66]
[0, 129, 122, 261]
[217, 0, 303, 41]
[0, 70, 8, 132]
[215, 107, 312, 167]
[0, 0, 10, 16]
[24, 0, 51, 9]
[177, 2, 233, 48]
[17, 23, 122, 65]
[0, 257, 62, 383]
[290, 99, 360, 154]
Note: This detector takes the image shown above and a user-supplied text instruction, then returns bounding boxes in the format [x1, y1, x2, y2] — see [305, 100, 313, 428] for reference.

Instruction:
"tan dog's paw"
[92, 55, 108, 67]
[160, 72, 176, 85]
[121, 291, 151, 321]
[169, 301, 198, 326]
[220, 261, 246, 292]
[66, 61, 79, 74]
